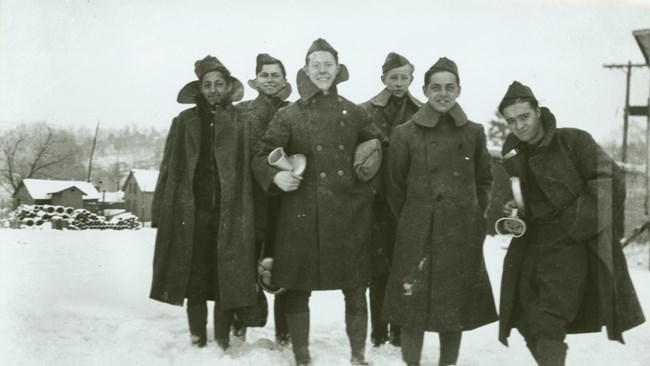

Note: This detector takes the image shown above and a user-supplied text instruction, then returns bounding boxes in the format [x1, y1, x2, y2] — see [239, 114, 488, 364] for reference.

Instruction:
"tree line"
[0, 121, 167, 198]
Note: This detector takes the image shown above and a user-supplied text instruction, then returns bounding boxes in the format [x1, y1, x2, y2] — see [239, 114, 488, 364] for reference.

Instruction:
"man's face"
[422, 71, 460, 113]
[502, 101, 544, 143]
[381, 64, 414, 98]
[305, 51, 339, 92]
[200, 71, 230, 105]
[254, 64, 287, 96]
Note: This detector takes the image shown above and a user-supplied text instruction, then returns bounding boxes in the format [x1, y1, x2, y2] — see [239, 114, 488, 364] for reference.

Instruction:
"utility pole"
[603, 62, 645, 163]
[87, 120, 100, 182]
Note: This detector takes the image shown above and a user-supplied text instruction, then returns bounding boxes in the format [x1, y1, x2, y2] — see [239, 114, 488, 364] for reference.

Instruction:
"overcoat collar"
[369, 88, 422, 109]
[246, 80, 293, 102]
[177, 77, 245, 104]
[296, 64, 350, 100]
[501, 107, 557, 157]
[412, 102, 468, 128]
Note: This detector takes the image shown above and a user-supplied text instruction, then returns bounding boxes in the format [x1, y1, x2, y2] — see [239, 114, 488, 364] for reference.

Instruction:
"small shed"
[49, 186, 87, 208]
[122, 169, 159, 222]
[14, 179, 101, 210]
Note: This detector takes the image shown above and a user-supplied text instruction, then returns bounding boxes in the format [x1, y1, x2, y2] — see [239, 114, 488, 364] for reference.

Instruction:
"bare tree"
[487, 111, 508, 147]
[0, 122, 77, 195]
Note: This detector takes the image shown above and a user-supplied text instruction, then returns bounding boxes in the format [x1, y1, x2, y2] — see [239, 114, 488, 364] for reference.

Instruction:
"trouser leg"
[400, 328, 424, 366]
[515, 229, 588, 366]
[389, 323, 401, 347]
[343, 285, 369, 365]
[185, 208, 217, 348]
[275, 292, 290, 344]
[186, 299, 207, 347]
[286, 290, 311, 365]
[369, 274, 388, 346]
[214, 300, 234, 350]
[438, 331, 462, 366]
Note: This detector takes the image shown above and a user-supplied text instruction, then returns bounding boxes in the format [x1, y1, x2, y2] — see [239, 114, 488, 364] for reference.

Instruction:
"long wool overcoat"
[149, 102, 258, 310]
[361, 89, 422, 276]
[382, 102, 498, 332]
[498, 107, 645, 345]
[238, 88, 291, 250]
[252, 67, 386, 291]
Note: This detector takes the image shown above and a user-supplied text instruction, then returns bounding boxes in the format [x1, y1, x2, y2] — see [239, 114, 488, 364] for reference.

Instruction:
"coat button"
[452, 171, 459, 177]
[342, 110, 348, 115]
[320, 172, 327, 178]
[338, 145, 345, 150]
[337, 170, 344, 176]
[339, 121, 345, 127]
[316, 145, 323, 151]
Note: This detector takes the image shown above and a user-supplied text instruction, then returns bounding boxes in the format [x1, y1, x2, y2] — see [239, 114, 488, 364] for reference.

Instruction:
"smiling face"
[381, 64, 414, 98]
[502, 101, 544, 144]
[200, 71, 230, 105]
[422, 71, 460, 113]
[254, 63, 287, 96]
[305, 51, 339, 93]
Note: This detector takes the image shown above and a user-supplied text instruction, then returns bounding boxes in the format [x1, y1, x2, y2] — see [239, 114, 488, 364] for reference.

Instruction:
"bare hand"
[273, 171, 303, 192]
[503, 200, 525, 217]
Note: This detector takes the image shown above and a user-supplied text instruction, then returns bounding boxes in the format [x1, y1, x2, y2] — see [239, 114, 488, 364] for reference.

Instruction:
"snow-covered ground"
[0, 229, 648, 366]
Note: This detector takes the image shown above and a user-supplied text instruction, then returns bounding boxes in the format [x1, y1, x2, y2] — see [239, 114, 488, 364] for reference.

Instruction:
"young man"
[497, 81, 645, 366]
[236, 53, 292, 346]
[383, 57, 497, 366]
[149, 55, 258, 350]
[360, 52, 421, 348]
[253, 38, 385, 366]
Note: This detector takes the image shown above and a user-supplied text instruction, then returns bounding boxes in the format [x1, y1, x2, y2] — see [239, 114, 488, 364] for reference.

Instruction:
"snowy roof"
[100, 190, 125, 203]
[48, 186, 88, 195]
[127, 169, 159, 193]
[20, 179, 101, 200]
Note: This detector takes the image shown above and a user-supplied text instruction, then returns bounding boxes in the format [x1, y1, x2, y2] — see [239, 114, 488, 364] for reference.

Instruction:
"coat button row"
[320, 171, 345, 177]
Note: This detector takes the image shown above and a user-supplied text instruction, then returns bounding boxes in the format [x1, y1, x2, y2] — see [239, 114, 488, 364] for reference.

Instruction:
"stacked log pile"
[8, 205, 141, 230]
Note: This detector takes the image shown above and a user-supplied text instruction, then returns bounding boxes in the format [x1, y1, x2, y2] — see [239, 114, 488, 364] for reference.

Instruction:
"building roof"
[125, 169, 159, 193]
[19, 179, 101, 200]
[48, 186, 88, 195]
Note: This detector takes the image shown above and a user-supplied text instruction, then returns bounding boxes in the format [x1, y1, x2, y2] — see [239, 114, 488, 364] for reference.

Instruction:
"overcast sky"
[1, 0, 649, 144]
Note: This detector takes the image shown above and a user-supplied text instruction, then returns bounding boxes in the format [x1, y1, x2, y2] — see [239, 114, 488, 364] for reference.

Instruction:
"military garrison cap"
[382, 52, 411, 74]
[305, 38, 339, 63]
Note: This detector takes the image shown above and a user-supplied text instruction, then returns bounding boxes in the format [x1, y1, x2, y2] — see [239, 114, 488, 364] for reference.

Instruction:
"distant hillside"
[81, 123, 167, 191]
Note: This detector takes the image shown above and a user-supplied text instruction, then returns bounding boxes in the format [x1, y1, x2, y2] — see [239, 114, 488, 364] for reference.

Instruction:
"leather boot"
[536, 340, 567, 366]
[186, 302, 207, 347]
[214, 301, 233, 350]
[346, 314, 369, 365]
[286, 312, 311, 366]
[400, 328, 424, 366]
